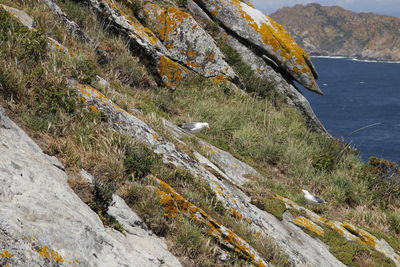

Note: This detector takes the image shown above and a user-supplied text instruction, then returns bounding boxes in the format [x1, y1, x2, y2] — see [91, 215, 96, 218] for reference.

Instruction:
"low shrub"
[123, 143, 160, 179]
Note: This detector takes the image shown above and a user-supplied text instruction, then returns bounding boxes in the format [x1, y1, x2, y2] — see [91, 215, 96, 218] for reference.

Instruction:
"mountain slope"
[271, 3, 400, 61]
[0, 0, 399, 266]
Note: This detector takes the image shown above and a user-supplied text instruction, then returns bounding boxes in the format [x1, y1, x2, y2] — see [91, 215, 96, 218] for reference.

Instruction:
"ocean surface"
[301, 57, 400, 164]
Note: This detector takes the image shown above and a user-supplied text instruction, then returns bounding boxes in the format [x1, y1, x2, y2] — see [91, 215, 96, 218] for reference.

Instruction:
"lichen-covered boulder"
[0, 107, 182, 267]
[83, 0, 192, 87]
[193, 0, 322, 94]
[141, 3, 237, 81]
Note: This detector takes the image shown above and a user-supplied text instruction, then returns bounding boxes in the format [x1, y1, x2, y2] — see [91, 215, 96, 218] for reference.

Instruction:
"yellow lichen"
[228, 208, 244, 220]
[158, 55, 187, 87]
[77, 83, 125, 113]
[293, 216, 324, 236]
[0, 250, 12, 258]
[227, 0, 314, 78]
[154, 177, 269, 267]
[104, 0, 160, 46]
[36, 246, 65, 263]
[143, 4, 189, 41]
[342, 223, 377, 247]
[89, 105, 100, 113]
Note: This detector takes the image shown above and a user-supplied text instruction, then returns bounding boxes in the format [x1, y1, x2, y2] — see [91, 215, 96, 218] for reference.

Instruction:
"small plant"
[251, 195, 286, 220]
[90, 178, 116, 215]
[70, 53, 100, 84]
[89, 178, 124, 232]
[312, 138, 353, 172]
[174, 0, 187, 7]
[217, 38, 281, 100]
[130, 0, 143, 17]
[171, 217, 211, 260]
[124, 143, 160, 179]
[361, 157, 400, 208]
[387, 213, 400, 234]
[204, 20, 220, 36]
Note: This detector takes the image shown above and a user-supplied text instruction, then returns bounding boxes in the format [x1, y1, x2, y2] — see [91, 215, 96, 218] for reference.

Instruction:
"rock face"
[186, 0, 326, 133]
[60, 0, 326, 133]
[82, 0, 239, 87]
[193, 0, 322, 94]
[271, 3, 400, 61]
[0, 106, 182, 266]
[141, 3, 237, 80]
[9, 2, 400, 267]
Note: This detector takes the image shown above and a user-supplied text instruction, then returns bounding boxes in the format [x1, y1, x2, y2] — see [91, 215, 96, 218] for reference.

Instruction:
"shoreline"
[311, 55, 400, 64]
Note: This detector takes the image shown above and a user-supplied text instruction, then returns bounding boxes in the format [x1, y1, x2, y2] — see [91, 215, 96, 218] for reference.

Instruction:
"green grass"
[322, 229, 395, 267]
[1, 1, 398, 266]
[0, 3, 289, 265]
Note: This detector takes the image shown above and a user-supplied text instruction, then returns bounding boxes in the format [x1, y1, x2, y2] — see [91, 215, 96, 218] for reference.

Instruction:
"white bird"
[179, 122, 209, 133]
[302, 190, 327, 204]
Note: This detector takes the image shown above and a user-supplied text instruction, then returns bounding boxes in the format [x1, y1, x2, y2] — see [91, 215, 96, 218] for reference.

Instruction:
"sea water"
[301, 57, 400, 164]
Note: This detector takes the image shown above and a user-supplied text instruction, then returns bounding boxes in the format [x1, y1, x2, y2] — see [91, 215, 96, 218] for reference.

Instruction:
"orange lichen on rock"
[89, 105, 100, 113]
[277, 195, 400, 264]
[77, 82, 125, 113]
[228, 208, 244, 220]
[143, 4, 190, 41]
[227, 0, 315, 79]
[154, 177, 270, 267]
[0, 250, 12, 258]
[158, 55, 188, 87]
[211, 74, 230, 85]
[342, 223, 377, 246]
[104, 0, 160, 46]
[293, 216, 324, 236]
[36, 246, 67, 263]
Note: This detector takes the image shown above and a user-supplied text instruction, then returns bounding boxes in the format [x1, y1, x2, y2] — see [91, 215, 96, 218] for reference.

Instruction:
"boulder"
[141, 3, 237, 81]
[0, 4, 34, 29]
[0, 106, 182, 267]
[193, 0, 322, 94]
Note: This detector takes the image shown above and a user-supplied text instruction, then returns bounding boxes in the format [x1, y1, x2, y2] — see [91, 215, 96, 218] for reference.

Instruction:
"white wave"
[311, 55, 348, 59]
[311, 55, 400, 64]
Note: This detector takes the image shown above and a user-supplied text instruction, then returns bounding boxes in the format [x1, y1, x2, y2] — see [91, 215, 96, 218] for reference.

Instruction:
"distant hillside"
[271, 3, 400, 61]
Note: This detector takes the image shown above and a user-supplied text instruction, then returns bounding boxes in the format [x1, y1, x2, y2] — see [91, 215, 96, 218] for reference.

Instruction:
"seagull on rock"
[302, 190, 327, 204]
[179, 122, 209, 133]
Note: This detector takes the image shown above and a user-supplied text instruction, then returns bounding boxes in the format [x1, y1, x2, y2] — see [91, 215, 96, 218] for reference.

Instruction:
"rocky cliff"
[1, 0, 399, 266]
[271, 3, 400, 61]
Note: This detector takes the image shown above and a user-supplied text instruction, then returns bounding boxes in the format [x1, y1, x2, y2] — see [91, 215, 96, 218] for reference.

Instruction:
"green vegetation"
[262, 199, 287, 221]
[0, 2, 289, 265]
[322, 230, 395, 267]
[174, 0, 187, 7]
[1, 1, 399, 266]
[124, 143, 160, 179]
[89, 178, 124, 232]
[217, 39, 282, 101]
[251, 194, 287, 220]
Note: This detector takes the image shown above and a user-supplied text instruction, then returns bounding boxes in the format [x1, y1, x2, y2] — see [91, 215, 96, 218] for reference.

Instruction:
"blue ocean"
[301, 57, 400, 164]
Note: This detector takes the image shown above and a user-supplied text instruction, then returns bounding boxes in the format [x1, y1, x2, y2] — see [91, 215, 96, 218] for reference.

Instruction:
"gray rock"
[193, 0, 322, 94]
[41, 0, 110, 64]
[0, 106, 181, 267]
[141, 3, 237, 81]
[0, 4, 34, 29]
